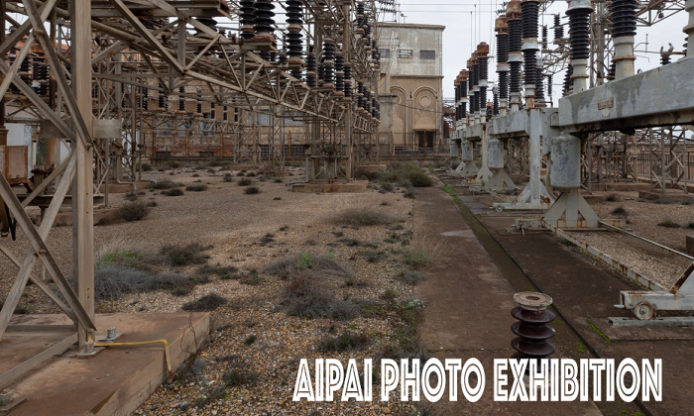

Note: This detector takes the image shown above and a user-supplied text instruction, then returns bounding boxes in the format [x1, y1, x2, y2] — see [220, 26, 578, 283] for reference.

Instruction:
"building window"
[420, 50, 436, 60]
[381, 49, 391, 58]
[397, 49, 413, 59]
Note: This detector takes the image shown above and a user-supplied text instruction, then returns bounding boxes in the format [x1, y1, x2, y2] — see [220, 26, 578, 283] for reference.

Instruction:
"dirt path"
[410, 183, 622, 415]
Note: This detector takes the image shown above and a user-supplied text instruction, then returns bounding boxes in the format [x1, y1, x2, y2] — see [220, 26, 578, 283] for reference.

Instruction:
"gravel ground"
[2, 165, 427, 415]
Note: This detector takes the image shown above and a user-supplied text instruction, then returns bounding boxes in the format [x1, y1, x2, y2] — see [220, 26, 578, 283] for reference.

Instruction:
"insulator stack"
[460, 70, 468, 121]
[334, 52, 344, 96]
[493, 89, 499, 115]
[364, 89, 371, 113]
[499, 72, 509, 101]
[343, 63, 352, 100]
[195, 18, 217, 37]
[455, 77, 460, 122]
[660, 52, 670, 65]
[562, 64, 573, 96]
[286, 0, 304, 79]
[486, 103, 493, 119]
[521, 0, 539, 90]
[143, 87, 149, 110]
[356, 3, 366, 37]
[357, 82, 364, 109]
[178, 87, 186, 112]
[567, 6, 590, 60]
[496, 15, 510, 110]
[196, 95, 202, 114]
[32, 57, 49, 96]
[321, 39, 335, 88]
[507, 1, 523, 108]
[542, 25, 548, 50]
[535, 67, 545, 105]
[371, 98, 377, 118]
[610, 0, 637, 38]
[468, 57, 477, 115]
[511, 292, 556, 366]
[554, 14, 563, 40]
[210, 103, 216, 119]
[508, 14, 522, 52]
[254, 0, 276, 38]
[305, 49, 316, 87]
[317, 59, 325, 87]
[607, 61, 616, 81]
[19, 54, 32, 90]
[240, 0, 256, 40]
[477, 43, 489, 119]
[374, 100, 380, 120]
[547, 74, 553, 100]
[158, 87, 168, 111]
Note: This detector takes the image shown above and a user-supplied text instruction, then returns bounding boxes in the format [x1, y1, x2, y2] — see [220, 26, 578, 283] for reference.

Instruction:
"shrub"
[94, 265, 189, 300]
[604, 193, 621, 202]
[395, 271, 428, 285]
[197, 264, 239, 280]
[611, 207, 626, 215]
[241, 270, 263, 286]
[274, 178, 283, 183]
[186, 185, 208, 192]
[223, 174, 234, 183]
[381, 183, 394, 192]
[239, 178, 252, 186]
[265, 252, 353, 279]
[182, 293, 227, 312]
[354, 168, 382, 181]
[245, 335, 257, 345]
[165, 161, 181, 169]
[683, 198, 694, 206]
[161, 243, 210, 266]
[141, 163, 152, 172]
[152, 180, 183, 190]
[402, 249, 429, 269]
[334, 205, 393, 227]
[245, 186, 260, 195]
[380, 289, 397, 300]
[317, 332, 370, 352]
[408, 171, 432, 187]
[653, 199, 674, 205]
[117, 201, 150, 222]
[163, 188, 184, 197]
[658, 220, 680, 228]
[688, 222, 694, 229]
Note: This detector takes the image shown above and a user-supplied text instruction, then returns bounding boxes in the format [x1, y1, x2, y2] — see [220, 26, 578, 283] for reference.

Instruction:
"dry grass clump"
[163, 188, 184, 197]
[151, 180, 183, 190]
[197, 264, 239, 280]
[117, 201, 150, 222]
[160, 243, 211, 266]
[186, 185, 208, 192]
[244, 186, 260, 194]
[265, 252, 353, 279]
[333, 203, 393, 227]
[283, 272, 358, 320]
[270, 252, 358, 320]
[317, 332, 370, 352]
[238, 178, 252, 186]
[182, 293, 227, 312]
[658, 220, 680, 228]
[94, 266, 192, 300]
[604, 193, 622, 202]
[395, 271, 428, 285]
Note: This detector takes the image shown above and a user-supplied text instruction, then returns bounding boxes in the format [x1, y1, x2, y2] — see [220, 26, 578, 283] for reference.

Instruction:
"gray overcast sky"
[379, 0, 689, 101]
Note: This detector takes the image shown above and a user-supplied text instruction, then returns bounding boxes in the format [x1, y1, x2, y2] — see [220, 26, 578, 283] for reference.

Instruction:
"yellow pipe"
[94, 339, 173, 380]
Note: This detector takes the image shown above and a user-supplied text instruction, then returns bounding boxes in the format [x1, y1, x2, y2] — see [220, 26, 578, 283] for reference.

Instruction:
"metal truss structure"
[0, 0, 385, 387]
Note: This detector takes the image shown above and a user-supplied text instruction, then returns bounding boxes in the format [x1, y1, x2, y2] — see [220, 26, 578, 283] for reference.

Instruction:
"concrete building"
[377, 23, 446, 156]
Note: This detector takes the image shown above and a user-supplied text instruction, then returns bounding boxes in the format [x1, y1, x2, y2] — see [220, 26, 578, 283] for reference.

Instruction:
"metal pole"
[71, 0, 95, 350]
